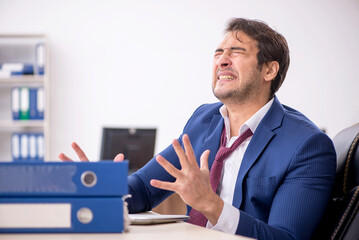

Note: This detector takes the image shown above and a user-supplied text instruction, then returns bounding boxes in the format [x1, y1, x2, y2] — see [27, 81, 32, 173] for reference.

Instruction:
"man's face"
[212, 31, 265, 104]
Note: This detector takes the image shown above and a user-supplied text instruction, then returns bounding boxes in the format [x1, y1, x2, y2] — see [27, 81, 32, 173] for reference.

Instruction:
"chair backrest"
[313, 123, 359, 240]
[332, 123, 359, 198]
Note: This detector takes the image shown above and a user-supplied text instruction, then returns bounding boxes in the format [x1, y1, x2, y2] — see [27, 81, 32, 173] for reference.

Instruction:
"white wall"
[1, 0, 358, 160]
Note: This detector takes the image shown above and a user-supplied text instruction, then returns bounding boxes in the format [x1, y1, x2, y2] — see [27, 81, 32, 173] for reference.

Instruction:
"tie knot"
[231, 128, 253, 149]
[215, 127, 253, 163]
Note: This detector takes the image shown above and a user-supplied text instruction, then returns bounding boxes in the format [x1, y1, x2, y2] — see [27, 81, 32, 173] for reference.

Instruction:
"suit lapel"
[232, 96, 285, 208]
[201, 114, 224, 169]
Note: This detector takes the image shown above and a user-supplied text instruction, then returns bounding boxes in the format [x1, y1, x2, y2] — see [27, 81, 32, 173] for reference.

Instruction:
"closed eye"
[214, 49, 223, 57]
[214, 47, 246, 57]
[230, 47, 246, 52]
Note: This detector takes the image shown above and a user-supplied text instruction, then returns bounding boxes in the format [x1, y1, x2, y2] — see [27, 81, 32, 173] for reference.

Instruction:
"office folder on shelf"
[20, 133, 29, 161]
[29, 88, 37, 119]
[36, 87, 44, 119]
[11, 88, 20, 120]
[0, 63, 34, 76]
[35, 43, 45, 75]
[11, 87, 44, 120]
[11, 134, 20, 162]
[0, 161, 128, 196]
[28, 134, 37, 162]
[19, 87, 29, 120]
[0, 197, 124, 233]
[36, 133, 44, 162]
[11, 133, 44, 162]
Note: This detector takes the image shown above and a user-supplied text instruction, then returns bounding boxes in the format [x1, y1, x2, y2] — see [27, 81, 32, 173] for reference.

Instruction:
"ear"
[263, 61, 279, 82]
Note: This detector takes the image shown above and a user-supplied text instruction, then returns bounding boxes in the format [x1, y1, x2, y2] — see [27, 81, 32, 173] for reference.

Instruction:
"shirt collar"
[219, 98, 274, 141]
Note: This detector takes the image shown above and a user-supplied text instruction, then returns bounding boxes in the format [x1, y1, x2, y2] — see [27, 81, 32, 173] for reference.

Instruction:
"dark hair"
[225, 18, 290, 98]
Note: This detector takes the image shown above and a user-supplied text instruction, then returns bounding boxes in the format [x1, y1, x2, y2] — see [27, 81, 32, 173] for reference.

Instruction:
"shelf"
[0, 76, 46, 83]
[0, 34, 46, 39]
[0, 120, 44, 129]
[0, 34, 50, 161]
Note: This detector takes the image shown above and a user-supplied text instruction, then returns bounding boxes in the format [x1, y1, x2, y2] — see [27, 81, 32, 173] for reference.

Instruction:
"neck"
[224, 97, 269, 138]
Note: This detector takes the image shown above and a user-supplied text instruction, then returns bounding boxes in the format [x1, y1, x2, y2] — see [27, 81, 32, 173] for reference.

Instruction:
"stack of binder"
[0, 42, 45, 78]
[0, 63, 34, 78]
[12, 133, 44, 162]
[12, 87, 45, 120]
[0, 161, 128, 233]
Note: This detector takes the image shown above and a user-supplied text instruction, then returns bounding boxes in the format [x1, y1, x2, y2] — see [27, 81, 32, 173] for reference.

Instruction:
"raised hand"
[150, 134, 224, 225]
[58, 142, 89, 162]
[58, 142, 125, 162]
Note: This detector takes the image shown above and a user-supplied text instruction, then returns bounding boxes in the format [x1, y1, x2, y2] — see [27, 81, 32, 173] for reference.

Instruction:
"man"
[60, 18, 336, 240]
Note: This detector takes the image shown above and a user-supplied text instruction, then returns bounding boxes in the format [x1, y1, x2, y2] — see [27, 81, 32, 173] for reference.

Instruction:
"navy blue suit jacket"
[127, 97, 336, 240]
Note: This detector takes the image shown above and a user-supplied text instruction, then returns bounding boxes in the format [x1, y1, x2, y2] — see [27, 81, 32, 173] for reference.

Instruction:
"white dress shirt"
[207, 98, 274, 234]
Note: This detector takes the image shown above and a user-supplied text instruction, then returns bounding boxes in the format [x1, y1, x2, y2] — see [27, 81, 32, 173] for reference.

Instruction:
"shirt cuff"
[206, 201, 240, 234]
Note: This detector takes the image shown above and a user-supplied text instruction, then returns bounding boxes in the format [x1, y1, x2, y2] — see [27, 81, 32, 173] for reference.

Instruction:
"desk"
[0, 222, 253, 240]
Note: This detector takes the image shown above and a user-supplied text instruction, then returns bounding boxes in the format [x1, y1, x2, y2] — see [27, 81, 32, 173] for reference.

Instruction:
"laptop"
[129, 212, 189, 225]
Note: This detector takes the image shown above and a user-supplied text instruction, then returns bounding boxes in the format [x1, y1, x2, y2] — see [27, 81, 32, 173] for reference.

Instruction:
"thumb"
[200, 150, 210, 171]
[114, 153, 125, 162]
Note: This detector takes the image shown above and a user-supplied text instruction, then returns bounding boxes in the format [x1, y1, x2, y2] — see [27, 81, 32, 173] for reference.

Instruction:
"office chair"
[313, 123, 359, 240]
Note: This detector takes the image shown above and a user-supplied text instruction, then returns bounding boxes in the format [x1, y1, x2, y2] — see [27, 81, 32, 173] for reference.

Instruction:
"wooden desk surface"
[0, 222, 253, 240]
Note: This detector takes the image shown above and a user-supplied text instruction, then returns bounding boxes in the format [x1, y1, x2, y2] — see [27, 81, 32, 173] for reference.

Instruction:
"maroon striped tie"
[187, 127, 253, 227]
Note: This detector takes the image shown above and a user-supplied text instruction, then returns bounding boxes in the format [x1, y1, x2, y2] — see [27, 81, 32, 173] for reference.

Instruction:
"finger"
[156, 155, 181, 179]
[200, 150, 210, 171]
[71, 142, 89, 162]
[58, 153, 73, 162]
[114, 153, 125, 162]
[172, 139, 190, 168]
[150, 179, 176, 192]
[182, 134, 197, 165]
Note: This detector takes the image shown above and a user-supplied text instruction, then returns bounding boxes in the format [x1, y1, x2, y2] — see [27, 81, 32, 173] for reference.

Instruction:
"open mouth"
[218, 75, 236, 80]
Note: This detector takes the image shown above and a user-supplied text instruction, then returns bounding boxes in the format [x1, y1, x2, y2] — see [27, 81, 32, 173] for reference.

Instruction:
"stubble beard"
[212, 72, 261, 105]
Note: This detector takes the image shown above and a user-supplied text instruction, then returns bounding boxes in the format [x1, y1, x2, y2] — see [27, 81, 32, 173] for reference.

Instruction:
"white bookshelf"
[0, 34, 50, 161]
[0, 76, 45, 83]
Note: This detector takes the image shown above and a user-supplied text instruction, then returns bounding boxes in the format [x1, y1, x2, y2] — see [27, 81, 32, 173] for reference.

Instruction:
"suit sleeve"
[235, 132, 336, 240]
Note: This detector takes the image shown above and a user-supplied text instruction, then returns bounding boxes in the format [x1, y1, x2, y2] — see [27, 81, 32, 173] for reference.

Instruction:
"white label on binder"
[29, 135, 36, 158]
[36, 44, 45, 67]
[20, 134, 29, 159]
[37, 135, 44, 158]
[37, 88, 44, 112]
[20, 88, 29, 112]
[12, 88, 20, 112]
[0, 204, 71, 228]
[12, 134, 20, 159]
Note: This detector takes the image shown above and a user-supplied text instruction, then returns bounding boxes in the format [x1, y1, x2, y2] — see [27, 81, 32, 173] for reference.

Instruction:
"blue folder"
[29, 88, 38, 120]
[0, 161, 128, 197]
[36, 133, 44, 162]
[11, 88, 20, 120]
[11, 133, 20, 162]
[0, 197, 124, 233]
[36, 87, 44, 120]
[10, 63, 34, 75]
